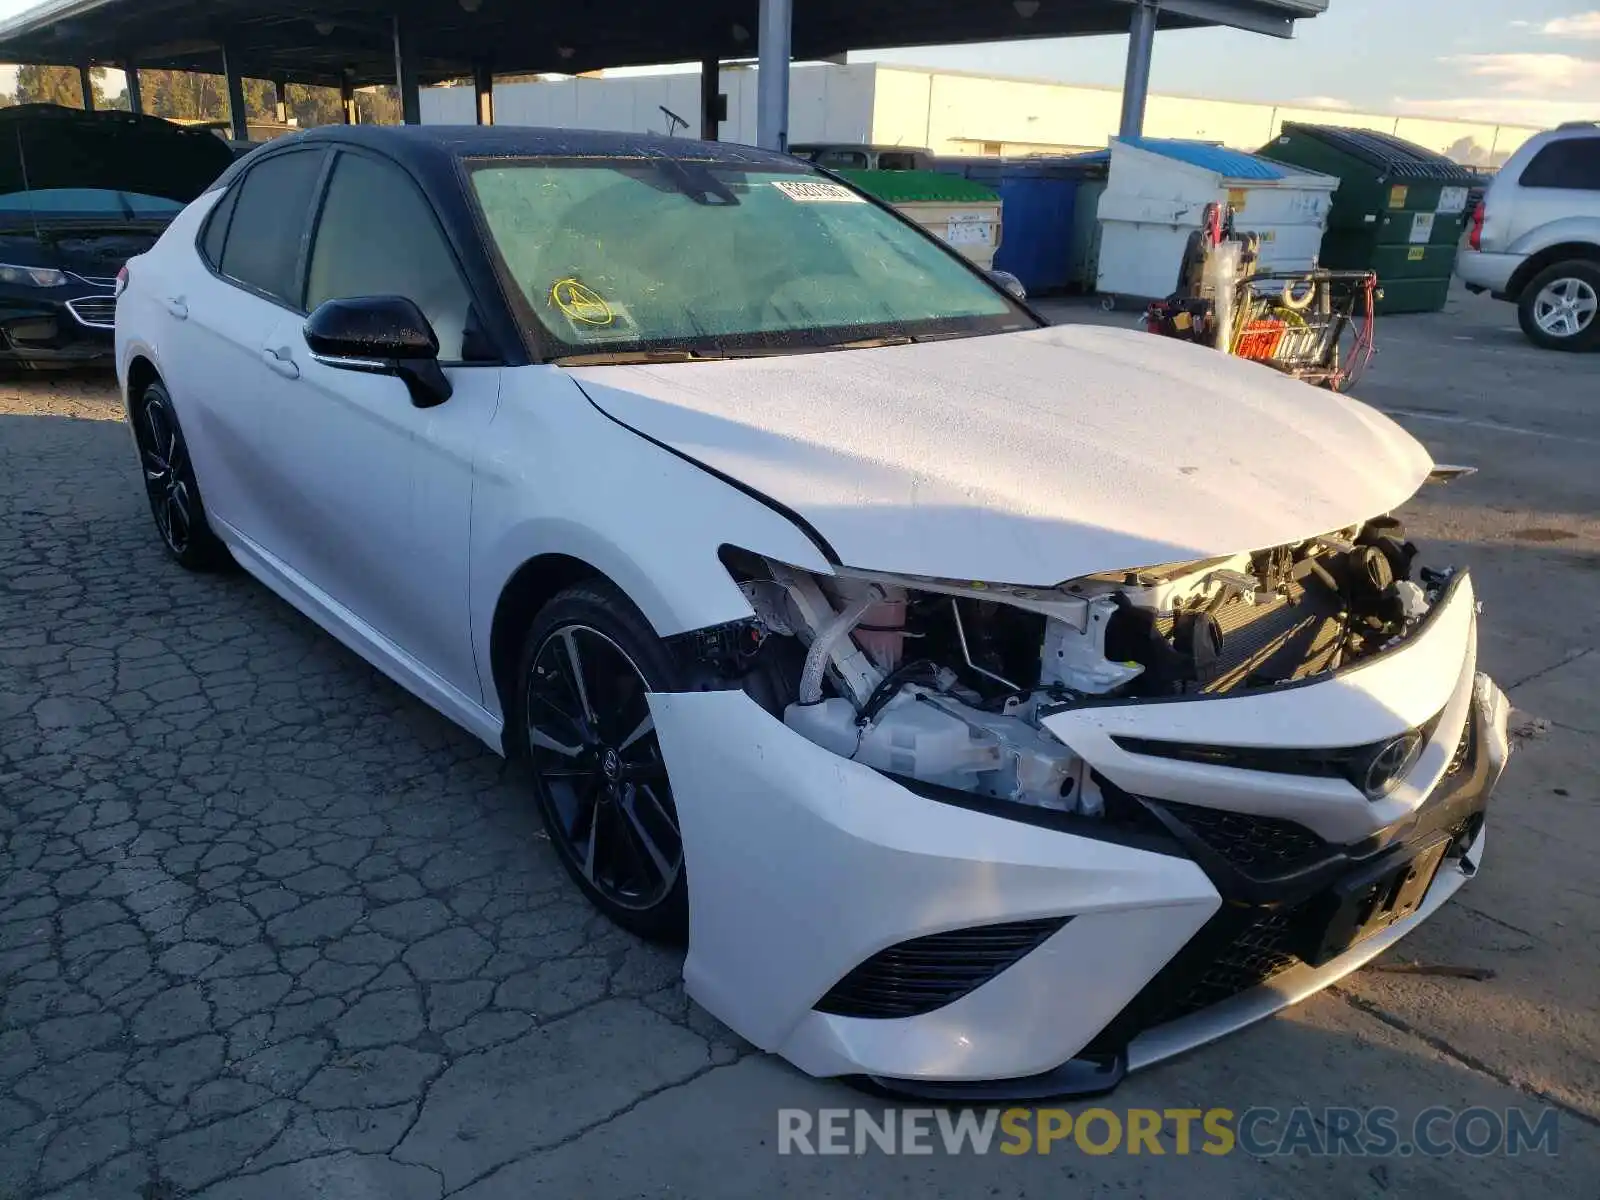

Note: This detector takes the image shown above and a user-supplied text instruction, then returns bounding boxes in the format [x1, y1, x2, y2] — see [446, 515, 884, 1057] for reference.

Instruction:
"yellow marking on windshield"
[551, 277, 615, 326]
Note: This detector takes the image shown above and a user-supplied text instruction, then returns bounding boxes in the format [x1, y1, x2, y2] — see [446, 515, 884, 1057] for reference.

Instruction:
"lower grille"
[1168, 907, 1304, 1014]
[1088, 809, 1485, 1055]
[1159, 800, 1327, 874]
[66, 296, 117, 329]
[1084, 901, 1314, 1054]
[815, 916, 1070, 1019]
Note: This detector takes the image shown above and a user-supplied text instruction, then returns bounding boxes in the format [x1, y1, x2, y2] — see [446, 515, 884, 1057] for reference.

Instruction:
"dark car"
[788, 142, 937, 171]
[0, 104, 235, 367]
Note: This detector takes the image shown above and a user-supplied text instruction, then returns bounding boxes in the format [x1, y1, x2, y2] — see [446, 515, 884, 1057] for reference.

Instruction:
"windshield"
[0, 188, 184, 221]
[465, 156, 1033, 360]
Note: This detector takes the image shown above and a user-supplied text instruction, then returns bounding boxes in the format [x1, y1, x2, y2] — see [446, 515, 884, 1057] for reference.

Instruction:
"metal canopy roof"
[0, 0, 1328, 90]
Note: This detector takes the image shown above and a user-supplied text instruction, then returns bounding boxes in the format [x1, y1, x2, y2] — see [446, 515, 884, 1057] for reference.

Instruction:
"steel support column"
[473, 61, 494, 125]
[756, 0, 791, 151]
[123, 61, 141, 113]
[700, 57, 722, 140]
[221, 43, 249, 143]
[340, 72, 357, 124]
[274, 75, 289, 124]
[1119, 0, 1158, 139]
[78, 63, 94, 111]
[393, 15, 421, 125]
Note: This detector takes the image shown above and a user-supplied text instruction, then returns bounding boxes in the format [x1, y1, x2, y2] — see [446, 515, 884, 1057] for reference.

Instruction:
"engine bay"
[701, 521, 1455, 816]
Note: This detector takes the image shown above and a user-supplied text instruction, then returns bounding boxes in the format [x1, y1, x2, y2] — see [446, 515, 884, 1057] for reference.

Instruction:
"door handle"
[260, 346, 300, 379]
[164, 296, 188, 320]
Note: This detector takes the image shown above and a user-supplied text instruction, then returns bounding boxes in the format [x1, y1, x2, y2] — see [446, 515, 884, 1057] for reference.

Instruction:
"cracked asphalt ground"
[2, 286, 1598, 1197]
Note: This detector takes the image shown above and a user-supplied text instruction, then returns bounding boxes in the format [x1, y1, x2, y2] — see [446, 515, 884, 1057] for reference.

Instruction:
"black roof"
[216, 123, 808, 194]
[297, 122, 801, 165]
[0, 0, 1328, 90]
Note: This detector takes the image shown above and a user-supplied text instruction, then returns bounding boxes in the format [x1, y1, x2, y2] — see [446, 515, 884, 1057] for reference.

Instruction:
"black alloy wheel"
[132, 380, 228, 569]
[515, 584, 688, 941]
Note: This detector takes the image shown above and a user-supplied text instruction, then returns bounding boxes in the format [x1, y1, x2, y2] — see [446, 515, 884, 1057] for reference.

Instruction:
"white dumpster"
[1095, 137, 1339, 301]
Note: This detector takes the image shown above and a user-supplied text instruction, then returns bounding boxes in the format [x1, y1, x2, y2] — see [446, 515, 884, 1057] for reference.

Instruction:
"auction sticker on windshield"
[772, 180, 864, 203]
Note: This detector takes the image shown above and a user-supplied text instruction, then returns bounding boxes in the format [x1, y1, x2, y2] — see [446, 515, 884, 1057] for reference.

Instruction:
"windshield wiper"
[552, 348, 730, 367]
[820, 335, 914, 351]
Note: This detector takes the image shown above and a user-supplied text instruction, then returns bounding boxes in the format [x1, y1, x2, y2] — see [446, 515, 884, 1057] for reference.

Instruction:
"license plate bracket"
[1304, 837, 1451, 966]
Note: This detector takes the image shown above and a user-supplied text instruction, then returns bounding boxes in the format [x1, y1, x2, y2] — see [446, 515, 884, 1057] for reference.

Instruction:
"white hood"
[570, 324, 1433, 585]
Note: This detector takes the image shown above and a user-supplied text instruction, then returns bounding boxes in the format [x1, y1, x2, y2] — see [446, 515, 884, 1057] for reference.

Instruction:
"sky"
[0, 0, 1597, 129]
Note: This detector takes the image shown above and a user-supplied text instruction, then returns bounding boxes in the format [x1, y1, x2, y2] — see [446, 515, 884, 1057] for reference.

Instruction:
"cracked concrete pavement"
[2, 288, 1598, 1197]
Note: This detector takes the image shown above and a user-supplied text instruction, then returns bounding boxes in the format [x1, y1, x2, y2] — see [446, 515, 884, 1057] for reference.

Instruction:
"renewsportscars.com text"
[777, 1106, 1561, 1157]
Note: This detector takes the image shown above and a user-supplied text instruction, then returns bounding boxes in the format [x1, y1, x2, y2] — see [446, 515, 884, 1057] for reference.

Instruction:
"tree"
[15, 64, 107, 108]
[284, 83, 345, 128]
[356, 85, 403, 125]
[136, 69, 274, 124]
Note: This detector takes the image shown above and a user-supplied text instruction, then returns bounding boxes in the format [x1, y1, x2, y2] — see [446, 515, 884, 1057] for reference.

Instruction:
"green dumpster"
[834, 170, 1003, 270]
[1259, 124, 1478, 314]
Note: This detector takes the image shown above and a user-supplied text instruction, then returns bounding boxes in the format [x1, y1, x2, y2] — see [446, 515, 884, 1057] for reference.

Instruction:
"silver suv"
[1456, 122, 1600, 351]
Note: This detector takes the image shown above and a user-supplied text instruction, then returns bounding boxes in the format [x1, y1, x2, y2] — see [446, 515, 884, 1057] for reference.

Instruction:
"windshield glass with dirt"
[466, 156, 1032, 360]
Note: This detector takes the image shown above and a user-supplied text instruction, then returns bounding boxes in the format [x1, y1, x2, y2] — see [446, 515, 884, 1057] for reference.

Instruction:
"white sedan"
[115, 125, 1509, 1100]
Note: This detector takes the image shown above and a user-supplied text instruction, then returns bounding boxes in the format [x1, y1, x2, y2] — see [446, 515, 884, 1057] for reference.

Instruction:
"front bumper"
[0, 291, 116, 365]
[648, 578, 1509, 1097]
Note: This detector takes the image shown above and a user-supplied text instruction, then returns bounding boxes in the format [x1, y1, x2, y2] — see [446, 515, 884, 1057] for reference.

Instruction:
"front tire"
[1517, 260, 1600, 352]
[510, 582, 689, 942]
[131, 379, 229, 569]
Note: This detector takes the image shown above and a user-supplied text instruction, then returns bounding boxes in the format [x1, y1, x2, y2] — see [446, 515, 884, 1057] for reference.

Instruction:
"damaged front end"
[693, 519, 1458, 821]
[653, 522, 1507, 1093]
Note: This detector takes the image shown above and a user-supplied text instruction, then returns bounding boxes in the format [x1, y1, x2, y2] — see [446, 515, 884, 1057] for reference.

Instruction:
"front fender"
[469, 369, 836, 723]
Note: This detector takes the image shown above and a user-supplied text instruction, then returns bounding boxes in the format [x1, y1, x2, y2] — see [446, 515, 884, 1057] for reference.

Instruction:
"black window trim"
[195, 180, 240, 271]
[303, 143, 499, 369]
[196, 144, 333, 316]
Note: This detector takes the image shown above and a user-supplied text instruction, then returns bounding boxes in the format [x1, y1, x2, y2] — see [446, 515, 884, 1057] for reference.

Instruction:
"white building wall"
[420, 63, 1541, 168]
[420, 64, 877, 144]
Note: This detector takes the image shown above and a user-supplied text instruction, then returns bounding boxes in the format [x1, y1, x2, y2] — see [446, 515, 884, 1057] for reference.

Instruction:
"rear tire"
[131, 379, 230, 570]
[510, 582, 689, 943]
[1517, 260, 1600, 352]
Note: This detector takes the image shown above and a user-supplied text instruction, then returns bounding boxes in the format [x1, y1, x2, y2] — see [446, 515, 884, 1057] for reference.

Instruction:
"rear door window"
[200, 186, 240, 269]
[217, 148, 328, 306]
[1520, 138, 1600, 190]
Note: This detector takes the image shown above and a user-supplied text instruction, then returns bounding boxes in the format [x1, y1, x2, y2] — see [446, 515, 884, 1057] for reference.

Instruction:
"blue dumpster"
[936, 157, 1107, 294]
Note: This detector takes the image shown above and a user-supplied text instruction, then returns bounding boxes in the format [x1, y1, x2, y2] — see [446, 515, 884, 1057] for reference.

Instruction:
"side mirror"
[303, 295, 453, 408]
[989, 269, 1027, 301]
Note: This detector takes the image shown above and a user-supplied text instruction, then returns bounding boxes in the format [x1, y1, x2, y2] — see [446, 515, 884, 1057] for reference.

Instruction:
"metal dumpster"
[1095, 137, 1338, 304]
[936, 158, 1106, 294]
[835, 169, 1003, 270]
[1260, 124, 1479, 314]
